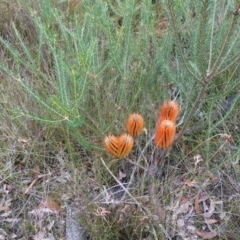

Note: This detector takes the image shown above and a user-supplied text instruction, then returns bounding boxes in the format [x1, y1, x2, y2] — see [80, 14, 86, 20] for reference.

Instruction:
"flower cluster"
[104, 113, 144, 158]
[104, 134, 134, 158]
[155, 100, 179, 149]
[104, 100, 179, 157]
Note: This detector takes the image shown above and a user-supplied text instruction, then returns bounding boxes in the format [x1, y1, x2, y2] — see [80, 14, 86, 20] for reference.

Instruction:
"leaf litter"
[165, 175, 222, 239]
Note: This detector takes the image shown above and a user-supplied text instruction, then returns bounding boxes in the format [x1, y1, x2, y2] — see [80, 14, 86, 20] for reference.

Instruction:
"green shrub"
[0, 0, 239, 239]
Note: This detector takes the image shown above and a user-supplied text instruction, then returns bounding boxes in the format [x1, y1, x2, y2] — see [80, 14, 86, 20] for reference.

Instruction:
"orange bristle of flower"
[104, 134, 120, 157]
[118, 133, 134, 158]
[157, 100, 179, 124]
[127, 113, 144, 137]
[155, 120, 176, 149]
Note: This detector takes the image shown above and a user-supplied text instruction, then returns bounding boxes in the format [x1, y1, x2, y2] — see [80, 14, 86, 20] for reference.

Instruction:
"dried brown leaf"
[195, 192, 200, 214]
[205, 218, 219, 224]
[33, 165, 40, 179]
[175, 195, 189, 215]
[198, 193, 209, 202]
[204, 199, 215, 218]
[0, 206, 10, 212]
[184, 179, 198, 188]
[39, 199, 61, 213]
[157, 203, 165, 220]
[182, 195, 189, 213]
[163, 82, 174, 89]
[32, 231, 55, 240]
[219, 133, 233, 143]
[196, 230, 217, 239]
[138, 216, 149, 225]
[118, 169, 126, 180]
[142, 127, 148, 135]
[194, 154, 203, 166]
[93, 207, 110, 218]
[177, 218, 185, 228]
[18, 138, 30, 149]
[24, 165, 40, 195]
[186, 225, 197, 233]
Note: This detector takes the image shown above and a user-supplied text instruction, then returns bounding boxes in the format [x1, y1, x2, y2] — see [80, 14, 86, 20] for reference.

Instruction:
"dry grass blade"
[24, 165, 40, 195]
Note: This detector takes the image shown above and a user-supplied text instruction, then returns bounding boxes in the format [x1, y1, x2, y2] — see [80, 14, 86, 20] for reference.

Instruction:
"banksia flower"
[127, 113, 144, 137]
[155, 120, 176, 149]
[118, 134, 134, 158]
[104, 134, 120, 158]
[104, 133, 134, 158]
[157, 100, 179, 124]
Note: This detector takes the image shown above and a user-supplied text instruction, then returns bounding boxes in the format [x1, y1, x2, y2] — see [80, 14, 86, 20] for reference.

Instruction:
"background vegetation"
[0, 0, 239, 239]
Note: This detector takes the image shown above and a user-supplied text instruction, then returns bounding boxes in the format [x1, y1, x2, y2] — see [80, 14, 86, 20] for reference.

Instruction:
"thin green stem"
[100, 157, 142, 207]
[207, 0, 217, 75]
[174, 82, 208, 143]
[207, 11, 238, 81]
[173, 3, 239, 144]
[215, 27, 240, 72]
[167, 0, 203, 84]
[213, 54, 240, 79]
[199, 0, 208, 78]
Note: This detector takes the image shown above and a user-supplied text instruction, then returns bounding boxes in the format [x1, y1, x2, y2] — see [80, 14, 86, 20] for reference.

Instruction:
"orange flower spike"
[155, 120, 176, 149]
[118, 134, 134, 158]
[158, 100, 179, 124]
[104, 134, 120, 157]
[127, 113, 144, 137]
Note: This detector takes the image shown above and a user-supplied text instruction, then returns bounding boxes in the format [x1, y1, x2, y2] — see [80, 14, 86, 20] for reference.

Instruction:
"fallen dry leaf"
[175, 195, 189, 215]
[205, 218, 219, 224]
[138, 216, 149, 226]
[195, 192, 200, 214]
[39, 199, 61, 213]
[182, 195, 189, 212]
[142, 127, 148, 135]
[18, 138, 31, 149]
[0, 206, 10, 212]
[186, 225, 197, 233]
[184, 179, 198, 188]
[194, 154, 203, 166]
[33, 165, 40, 179]
[118, 169, 126, 180]
[24, 165, 40, 195]
[0, 230, 7, 240]
[93, 207, 110, 218]
[196, 230, 217, 239]
[156, 203, 165, 220]
[177, 218, 185, 228]
[203, 199, 215, 218]
[32, 231, 55, 240]
[219, 133, 233, 143]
